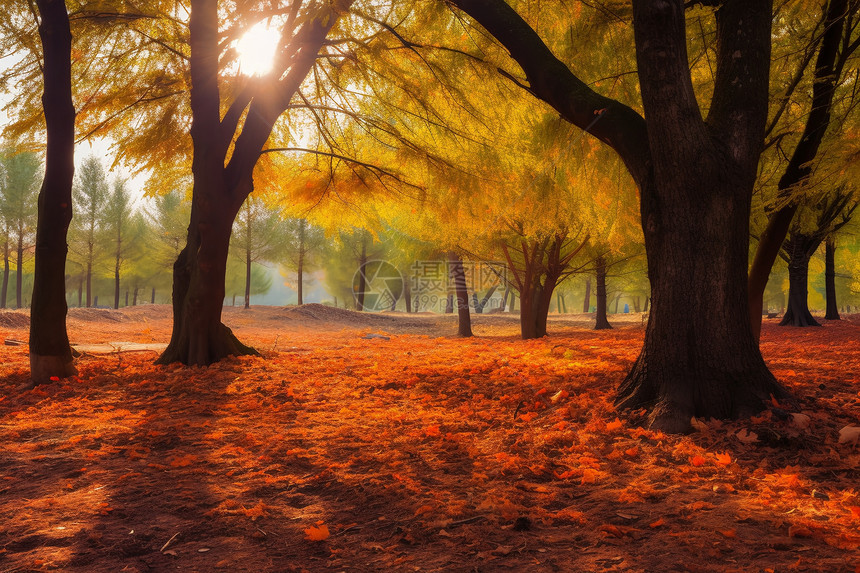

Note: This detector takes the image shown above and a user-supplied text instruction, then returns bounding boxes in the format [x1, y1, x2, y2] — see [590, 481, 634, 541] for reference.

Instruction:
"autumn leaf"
[736, 429, 758, 444]
[304, 524, 330, 541]
[690, 455, 706, 467]
[605, 418, 623, 431]
[714, 453, 732, 466]
[838, 426, 860, 445]
[649, 518, 665, 528]
[718, 529, 736, 539]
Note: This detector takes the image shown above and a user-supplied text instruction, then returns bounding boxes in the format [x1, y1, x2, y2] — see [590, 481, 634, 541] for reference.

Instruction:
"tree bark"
[594, 256, 612, 330]
[449, 253, 473, 337]
[151, 287, 155, 304]
[114, 253, 121, 309]
[780, 233, 821, 327]
[445, 293, 453, 314]
[582, 278, 591, 313]
[29, 0, 77, 383]
[824, 236, 840, 320]
[132, 287, 138, 306]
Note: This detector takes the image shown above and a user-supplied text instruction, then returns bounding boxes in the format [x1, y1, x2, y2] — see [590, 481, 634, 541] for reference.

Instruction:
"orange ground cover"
[0, 306, 859, 572]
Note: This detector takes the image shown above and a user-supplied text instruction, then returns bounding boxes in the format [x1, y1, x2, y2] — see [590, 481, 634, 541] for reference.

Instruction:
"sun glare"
[236, 23, 280, 77]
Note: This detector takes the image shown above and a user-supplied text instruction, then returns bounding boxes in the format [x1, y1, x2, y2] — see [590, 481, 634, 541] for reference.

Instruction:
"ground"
[0, 305, 859, 573]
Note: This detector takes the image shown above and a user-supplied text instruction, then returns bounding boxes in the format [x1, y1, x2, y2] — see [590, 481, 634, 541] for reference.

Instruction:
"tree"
[29, 0, 77, 383]
[103, 178, 141, 309]
[0, 150, 40, 308]
[281, 217, 327, 306]
[157, 0, 355, 366]
[229, 195, 287, 309]
[748, 0, 859, 339]
[446, 0, 788, 431]
[780, 192, 857, 326]
[69, 156, 109, 307]
[448, 251, 473, 337]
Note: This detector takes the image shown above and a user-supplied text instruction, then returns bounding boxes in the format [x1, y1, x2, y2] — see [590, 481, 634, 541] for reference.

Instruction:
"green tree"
[103, 178, 143, 309]
[280, 217, 327, 306]
[229, 195, 288, 309]
[69, 155, 109, 307]
[0, 150, 40, 308]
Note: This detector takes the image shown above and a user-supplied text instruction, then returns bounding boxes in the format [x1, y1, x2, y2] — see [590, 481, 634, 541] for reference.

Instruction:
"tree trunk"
[476, 284, 498, 313]
[582, 278, 591, 313]
[355, 239, 366, 311]
[16, 233, 24, 309]
[156, 199, 258, 365]
[501, 287, 510, 312]
[824, 236, 839, 320]
[613, 292, 622, 314]
[449, 253, 472, 337]
[132, 287, 138, 306]
[643, 297, 649, 312]
[595, 256, 612, 330]
[2, 239, 9, 309]
[780, 234, 820, 327]
[85, 244, 92, 307]
[297, 219, 305, 305]
[296, 248, 304, 306]
[29, 0, 77, 383]
[151, 287, 155, 304]
[244, 248, 251, 309]
[114, 260, 120, 309]
[445, 293, 453, 314]
[633, 296, 641, 313]
[404, 276, 412, 312]
[508, 292, 516, 312]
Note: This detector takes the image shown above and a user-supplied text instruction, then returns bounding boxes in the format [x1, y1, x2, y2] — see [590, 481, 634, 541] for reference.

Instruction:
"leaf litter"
[0, 307, 859, 572]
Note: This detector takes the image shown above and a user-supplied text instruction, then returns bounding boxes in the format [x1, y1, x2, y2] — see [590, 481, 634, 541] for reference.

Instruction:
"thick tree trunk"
[244, 248, 251, 309]
[16, 233, 24, 309]
[449, 253, 472, 337]
[595, 257, 612, 330]
[582, 278, 591, 313]
[824, 236, 840, 320]
[29, 0, 77, 383]
[780, 234, 820, 327]
[157, 194, 258, 365]
[1, 239, 8, 308]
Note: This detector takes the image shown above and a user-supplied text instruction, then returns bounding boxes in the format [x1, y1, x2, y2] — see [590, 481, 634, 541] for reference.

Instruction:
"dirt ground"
[0, 305, 859, 572]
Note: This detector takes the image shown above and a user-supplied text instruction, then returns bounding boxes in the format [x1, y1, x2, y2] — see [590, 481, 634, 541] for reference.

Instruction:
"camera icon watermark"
[352, 260, 404, 311]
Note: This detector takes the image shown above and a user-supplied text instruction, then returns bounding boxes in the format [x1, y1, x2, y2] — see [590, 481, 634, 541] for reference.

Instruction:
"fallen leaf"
[690, 455, 706, 467]
[714, 452, 732, 466]
[790, 413, 810, 429]
[649, 518, 665, 528]
[606, 418, 623, 431]
[304, 524, 330, 541]
[690, 417, 710, 433]
[719, 529, 737, 539]
[736, 429, 758, 444]
[838, 426, 860, 445]
[550, 389, 568, 404]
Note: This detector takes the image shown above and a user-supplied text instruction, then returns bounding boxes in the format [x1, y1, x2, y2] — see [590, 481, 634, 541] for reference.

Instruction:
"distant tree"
[0, 150, 40, 308]
[103, 179, 143, 308]
[229, 195, 287, 309]
[280, 218, 326, 306]
[69, 156, 108, 307]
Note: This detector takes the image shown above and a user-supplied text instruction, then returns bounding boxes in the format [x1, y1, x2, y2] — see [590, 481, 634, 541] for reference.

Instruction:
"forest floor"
[0, 304, 859, 573]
